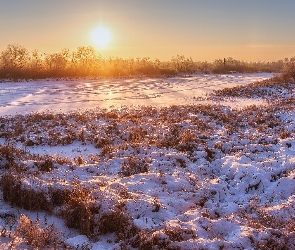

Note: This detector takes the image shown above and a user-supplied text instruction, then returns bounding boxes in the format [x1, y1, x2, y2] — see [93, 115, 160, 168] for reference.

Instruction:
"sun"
[91, 26, 112, 50]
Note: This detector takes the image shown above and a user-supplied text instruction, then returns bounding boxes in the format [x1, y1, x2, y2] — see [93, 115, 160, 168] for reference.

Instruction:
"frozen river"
[0, 73, 273, 115]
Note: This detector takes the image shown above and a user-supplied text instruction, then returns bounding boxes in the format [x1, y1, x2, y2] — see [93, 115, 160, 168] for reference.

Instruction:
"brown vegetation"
[213, 58, 295, 98]
[15, 214, 63, 249]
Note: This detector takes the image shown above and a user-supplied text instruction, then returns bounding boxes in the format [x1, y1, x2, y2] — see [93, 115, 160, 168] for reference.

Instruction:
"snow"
[0, 73, 272, 115]
[65, 235, 90, 248]
[1, 72, 295, 249]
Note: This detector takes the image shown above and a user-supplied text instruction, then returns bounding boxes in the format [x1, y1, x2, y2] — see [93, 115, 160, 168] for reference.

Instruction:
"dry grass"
[244, 204, 295, 250]
[212, 63, 295, 99]
[120, 155, 149, 177]
[15, 214, 63, 249]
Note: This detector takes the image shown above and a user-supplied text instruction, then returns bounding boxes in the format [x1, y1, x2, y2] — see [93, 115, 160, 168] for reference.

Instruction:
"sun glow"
[91, 26, 112, 50]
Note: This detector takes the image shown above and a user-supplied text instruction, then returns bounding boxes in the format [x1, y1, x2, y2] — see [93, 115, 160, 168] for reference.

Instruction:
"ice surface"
[0, 73, 273, 115]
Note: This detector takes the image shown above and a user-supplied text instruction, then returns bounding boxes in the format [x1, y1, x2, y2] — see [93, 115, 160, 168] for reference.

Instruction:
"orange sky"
[1, 0, 295, 61]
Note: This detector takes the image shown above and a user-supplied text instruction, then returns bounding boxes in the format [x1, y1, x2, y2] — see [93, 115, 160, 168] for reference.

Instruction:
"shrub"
[61, 189, 96, 237]
[1, 173, 51, 211]
[34, 158, 54, 172]
[98, 209, 138, 242]
[131, 229, 181, 250]
[1, 173, 75, 211]
[281, 60, 295, 81]
[120, 155, 149, 177]
[0, 145, 24, 169]
[15, 214, 63, 249]
[245, 206, 295, 249]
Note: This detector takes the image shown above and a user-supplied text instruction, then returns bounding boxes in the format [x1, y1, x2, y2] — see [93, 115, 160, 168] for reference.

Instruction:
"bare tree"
[0, 44, 29, 75]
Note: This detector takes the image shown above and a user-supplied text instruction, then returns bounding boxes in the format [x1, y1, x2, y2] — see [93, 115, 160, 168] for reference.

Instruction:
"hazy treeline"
[0, 44, 292, 79]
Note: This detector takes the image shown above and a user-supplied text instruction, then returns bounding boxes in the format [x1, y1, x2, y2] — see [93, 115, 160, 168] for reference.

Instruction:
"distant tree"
[45, 53, 65, 72]
[71, 46, 99, 75]
[0, 43, 288, 79]
[281, 57, 295, 81]
[29, 49, 45, 77]
[30, 49, 43, 70]
[171, 55, 195, 73]
[0, 44, 29, 76]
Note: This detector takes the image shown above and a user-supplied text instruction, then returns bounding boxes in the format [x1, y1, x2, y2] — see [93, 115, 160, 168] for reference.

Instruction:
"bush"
[120, 155, 149, 177]
[60, 188, 96, 237]
[281, 60, 295, 81]
[15, 214, 63, 249]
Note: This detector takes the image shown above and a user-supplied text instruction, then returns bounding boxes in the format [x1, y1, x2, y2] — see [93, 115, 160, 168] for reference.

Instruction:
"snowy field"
[1, 73, 295, 249]
[0, 73, 272, 115]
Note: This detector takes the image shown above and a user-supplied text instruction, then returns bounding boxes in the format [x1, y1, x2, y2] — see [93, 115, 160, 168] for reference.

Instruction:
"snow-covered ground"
[1, 73, 295, 249]
[0, 73, 272, 115]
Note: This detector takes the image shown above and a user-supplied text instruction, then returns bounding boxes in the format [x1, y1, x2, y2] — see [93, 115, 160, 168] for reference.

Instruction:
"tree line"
[0, 44, 291, 79]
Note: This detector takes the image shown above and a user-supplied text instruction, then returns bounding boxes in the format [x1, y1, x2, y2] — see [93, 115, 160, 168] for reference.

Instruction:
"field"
[0, 73, 272, 115]
[1, 72, 295, 249]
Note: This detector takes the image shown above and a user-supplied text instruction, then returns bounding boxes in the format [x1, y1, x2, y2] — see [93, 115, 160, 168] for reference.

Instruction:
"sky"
[1, 0, 295, 61]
